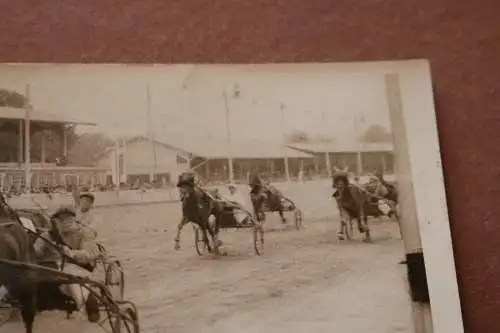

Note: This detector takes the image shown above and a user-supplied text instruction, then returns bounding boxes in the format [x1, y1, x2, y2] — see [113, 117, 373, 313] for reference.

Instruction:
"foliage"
[361, 124, 392, 143]
[0, 88, 114, 165]
[68, 132, 115, 166]
[0, 89, 28, 108]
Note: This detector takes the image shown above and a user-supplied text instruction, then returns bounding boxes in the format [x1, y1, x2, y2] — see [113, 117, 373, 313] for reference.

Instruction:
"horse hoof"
[174, 245, 181, 251]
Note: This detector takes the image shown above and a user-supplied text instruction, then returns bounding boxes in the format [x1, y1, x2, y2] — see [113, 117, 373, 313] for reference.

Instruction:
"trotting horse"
[0, 194, 78, 333]
[249, 174, 287, 224]
[173, 173, 224, 255]
[332, 167, 372, 242]
[0, 205, 38, 333]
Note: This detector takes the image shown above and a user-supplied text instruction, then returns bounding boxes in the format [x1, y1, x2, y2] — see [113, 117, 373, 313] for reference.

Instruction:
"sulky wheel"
[293, 209, 303, 230]
[110, 301, 140, 333]
[193, 225, 210, 256]
[105, 260, 125, 301]
[0, 298, 16, 326]
[253, 222, 264, 256]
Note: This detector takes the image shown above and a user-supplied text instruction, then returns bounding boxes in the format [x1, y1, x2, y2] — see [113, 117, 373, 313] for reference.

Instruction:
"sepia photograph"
[0, 61, 462, 333]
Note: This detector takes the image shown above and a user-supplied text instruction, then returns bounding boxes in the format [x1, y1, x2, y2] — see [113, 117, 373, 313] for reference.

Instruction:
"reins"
[0, 192, 73, 268]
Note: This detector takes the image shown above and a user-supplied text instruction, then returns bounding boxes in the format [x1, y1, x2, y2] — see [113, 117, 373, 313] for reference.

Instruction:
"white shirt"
[224, 191, 246, 207]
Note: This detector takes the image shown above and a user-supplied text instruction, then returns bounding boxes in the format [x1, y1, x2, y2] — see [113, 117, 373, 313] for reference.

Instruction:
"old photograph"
[0, 62, 461, 333]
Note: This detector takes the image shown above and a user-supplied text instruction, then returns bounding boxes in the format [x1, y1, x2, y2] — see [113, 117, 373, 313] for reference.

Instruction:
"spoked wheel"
[293, 209, 303, 230]
[193, 225, 211, 256]
[105, 261, 125, 301]
[109, 301, 139, 333]
[253, 222, 264, 255]
[0, 299, 16, 326]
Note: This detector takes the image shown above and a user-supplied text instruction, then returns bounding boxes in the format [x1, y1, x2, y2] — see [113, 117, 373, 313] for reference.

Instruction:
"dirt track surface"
[1, 188, 412, 333]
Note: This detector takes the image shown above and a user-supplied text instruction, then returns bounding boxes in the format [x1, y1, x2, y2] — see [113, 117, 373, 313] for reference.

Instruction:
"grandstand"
[0, 106, 108, 190]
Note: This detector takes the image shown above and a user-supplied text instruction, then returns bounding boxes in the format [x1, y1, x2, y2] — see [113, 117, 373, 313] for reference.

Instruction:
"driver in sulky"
[33, 205, 101, 322]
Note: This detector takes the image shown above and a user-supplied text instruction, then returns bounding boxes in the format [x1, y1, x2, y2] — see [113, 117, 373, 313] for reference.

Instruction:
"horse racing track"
[0, 182, 413, 333]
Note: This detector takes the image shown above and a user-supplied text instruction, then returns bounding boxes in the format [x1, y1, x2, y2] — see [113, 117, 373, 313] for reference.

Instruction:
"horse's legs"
[209, 213, 226, 255]
[174, 217, 189, 250]
[361, 210, 371, 242]
[278, 209, 287, 224]
[18, 292, 36, 333]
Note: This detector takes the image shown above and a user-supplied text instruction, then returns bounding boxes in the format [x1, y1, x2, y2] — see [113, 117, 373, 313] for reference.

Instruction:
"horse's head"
[332, 166, 350, 194]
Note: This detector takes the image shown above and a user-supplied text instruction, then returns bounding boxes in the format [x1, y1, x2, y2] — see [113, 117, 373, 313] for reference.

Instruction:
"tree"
[285, 129, 310, 143]
[361, 124, 392, 143]
[0, 89, 28, 108]
[68, 132, 115, 166]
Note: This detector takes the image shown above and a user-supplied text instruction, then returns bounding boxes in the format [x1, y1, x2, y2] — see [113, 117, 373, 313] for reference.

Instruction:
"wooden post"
[356, 151, 363, 176]
[41, 131, 46, 166]
[62, 126, 68, 157]
[284, 157, 290, 182]
[24, 85, 32, 189]
[385, 73, 433, 333]
[223, 89, 234, 183]
[18, 120, 23, 164]
[325, 152, 331, 177]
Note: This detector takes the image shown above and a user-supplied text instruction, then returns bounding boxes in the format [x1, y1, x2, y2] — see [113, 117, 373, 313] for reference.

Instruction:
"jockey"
[223, 184, 250, 225]
[33, 204, 101, 323]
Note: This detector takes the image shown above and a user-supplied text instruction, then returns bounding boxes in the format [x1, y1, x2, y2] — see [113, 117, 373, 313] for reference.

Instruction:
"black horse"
[173, 172, 224, 255]
[0, 195, 78, 333]
[249, 174, 287, 224]
[331, 168, 371, 242]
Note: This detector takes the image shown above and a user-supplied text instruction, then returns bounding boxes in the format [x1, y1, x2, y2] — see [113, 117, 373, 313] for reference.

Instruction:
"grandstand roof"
[151, 133, 313, 159]
[0, 107, 96, 126]
[286, 142, 393, 154]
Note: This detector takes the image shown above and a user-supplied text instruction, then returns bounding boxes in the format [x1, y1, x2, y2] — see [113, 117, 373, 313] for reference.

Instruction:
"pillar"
[41, 131, 46, 165]
[62, 126, 68, 157]
[356, 151, 363, 176]
[18, 120, 23, 164]
[284, 157, 290, 182]
[325, 152, 331, 177]
[24, 115, 31, 188]
[385, 73, 433, 333]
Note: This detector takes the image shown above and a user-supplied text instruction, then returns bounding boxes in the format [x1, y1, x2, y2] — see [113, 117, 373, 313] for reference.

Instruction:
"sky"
[0, 63, 392, 146]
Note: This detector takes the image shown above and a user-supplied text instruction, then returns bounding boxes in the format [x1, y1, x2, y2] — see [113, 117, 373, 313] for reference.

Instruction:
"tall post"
[62, 126, 68, 157]
[24, 84, 32, 189]
[223, 88, 234, 183]
[355, 115, 363, 176]
[385, 73, 433, 333]
[18, 120, 23, 164]
[41, 131, 46, 166]
[280, 103, 290, 182]
[325, 152, 331, 177]
[146, 83, 157, 183]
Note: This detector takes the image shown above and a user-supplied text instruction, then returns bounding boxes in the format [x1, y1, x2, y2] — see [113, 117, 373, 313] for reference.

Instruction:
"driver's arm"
[69, 230, 100, 265]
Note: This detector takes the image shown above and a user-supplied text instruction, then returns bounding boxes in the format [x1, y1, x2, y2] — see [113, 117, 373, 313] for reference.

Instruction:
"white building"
[96, 136, 191, 186]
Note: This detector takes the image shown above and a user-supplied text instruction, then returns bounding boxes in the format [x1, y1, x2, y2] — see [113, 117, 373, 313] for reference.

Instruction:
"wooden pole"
[18, 120, 23, 164]
[385, 73, 433, 333]
[223, 88, 234, 183]
[24, 84, 32, 190]
[146, 83, 157, 183]
[280, 103, 290, 182]
[41, 131, 46, 166]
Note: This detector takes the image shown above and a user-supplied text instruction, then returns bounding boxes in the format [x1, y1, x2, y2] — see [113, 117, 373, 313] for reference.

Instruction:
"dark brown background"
[1, 1, 499, 331]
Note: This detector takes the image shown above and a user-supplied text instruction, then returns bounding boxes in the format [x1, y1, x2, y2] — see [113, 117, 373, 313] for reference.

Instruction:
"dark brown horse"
[0, 194, 40, 333]
[249, 174, 287, 224]
[0, 194, 76, 333]
[332, 168, 372, 242]
[173, 172, 224, 255]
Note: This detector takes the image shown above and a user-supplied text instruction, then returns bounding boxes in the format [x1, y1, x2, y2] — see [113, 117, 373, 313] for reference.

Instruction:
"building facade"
[96, 136, 190, 186]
